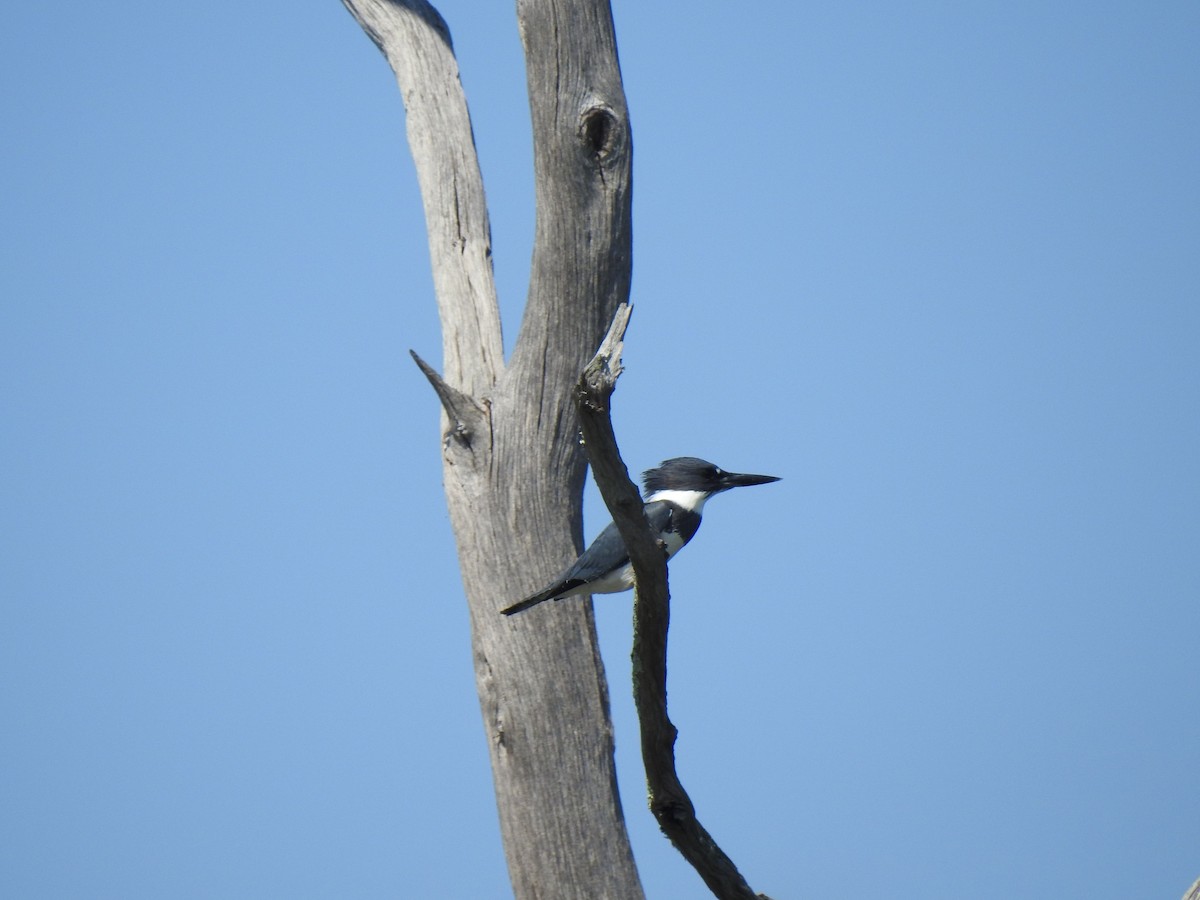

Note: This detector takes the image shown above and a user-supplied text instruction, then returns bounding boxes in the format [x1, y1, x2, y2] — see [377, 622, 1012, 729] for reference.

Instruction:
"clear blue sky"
[3, 2, 1198, 898]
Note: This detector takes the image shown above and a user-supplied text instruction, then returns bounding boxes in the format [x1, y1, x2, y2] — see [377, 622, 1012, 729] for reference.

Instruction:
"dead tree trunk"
[341, 0, 641, 896]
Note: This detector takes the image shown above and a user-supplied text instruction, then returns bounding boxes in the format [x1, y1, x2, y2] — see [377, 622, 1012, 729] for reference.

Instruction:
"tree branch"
[341, 0, 503, 397]
[410, 350, 488, 449]
[575, 305, 773, 900]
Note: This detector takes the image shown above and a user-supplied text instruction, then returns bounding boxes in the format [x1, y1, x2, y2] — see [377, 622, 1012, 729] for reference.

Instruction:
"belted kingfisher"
[501, 457, 780, 616]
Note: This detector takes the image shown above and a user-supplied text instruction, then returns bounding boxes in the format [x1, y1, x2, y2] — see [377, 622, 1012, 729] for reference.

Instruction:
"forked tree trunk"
[341, 1, 642, 896]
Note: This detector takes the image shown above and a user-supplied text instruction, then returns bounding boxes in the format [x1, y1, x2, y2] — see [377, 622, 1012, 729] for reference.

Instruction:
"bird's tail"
[496, 595, 552, 619]
[500, 577, 585, 616]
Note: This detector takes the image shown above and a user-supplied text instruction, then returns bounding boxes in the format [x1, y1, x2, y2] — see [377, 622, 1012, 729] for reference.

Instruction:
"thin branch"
[575, 305, 773, 900]
[410, 350, 488, 447]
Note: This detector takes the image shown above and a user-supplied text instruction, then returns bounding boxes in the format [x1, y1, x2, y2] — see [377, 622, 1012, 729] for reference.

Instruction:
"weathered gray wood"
[341, 1, 641, 897]
[342, 0, 502, 399]
[578, 307, 773, 900]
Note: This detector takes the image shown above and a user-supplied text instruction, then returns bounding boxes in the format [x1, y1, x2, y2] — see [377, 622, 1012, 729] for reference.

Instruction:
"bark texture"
[341, 0, 641, 897]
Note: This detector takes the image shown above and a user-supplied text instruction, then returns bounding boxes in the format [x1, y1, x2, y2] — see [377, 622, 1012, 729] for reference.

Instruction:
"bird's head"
[642, 457, 780, 498]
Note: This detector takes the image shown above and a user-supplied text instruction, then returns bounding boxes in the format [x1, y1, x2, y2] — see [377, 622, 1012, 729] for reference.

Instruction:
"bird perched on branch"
[501, 456, 780, 616]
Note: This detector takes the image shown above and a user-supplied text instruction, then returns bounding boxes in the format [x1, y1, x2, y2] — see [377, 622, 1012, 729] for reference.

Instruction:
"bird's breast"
[660, 529, 689, 559]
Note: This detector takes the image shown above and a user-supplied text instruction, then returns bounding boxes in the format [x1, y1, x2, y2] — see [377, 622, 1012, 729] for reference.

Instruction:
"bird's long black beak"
[718, 470, 781, 491]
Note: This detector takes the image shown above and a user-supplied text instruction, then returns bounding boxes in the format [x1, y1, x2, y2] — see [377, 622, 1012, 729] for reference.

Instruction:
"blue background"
[3, 2, 1198, 898]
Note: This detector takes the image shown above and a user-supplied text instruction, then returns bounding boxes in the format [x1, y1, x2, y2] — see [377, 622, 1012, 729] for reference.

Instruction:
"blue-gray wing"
[499, 523, 631, 616]
[500, 501, 681, 616]
[565, 501, 678, 581]
[562, 520, 627, 582]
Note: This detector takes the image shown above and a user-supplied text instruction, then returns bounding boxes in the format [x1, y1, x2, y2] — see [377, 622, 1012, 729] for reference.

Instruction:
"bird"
[501, 456, 780, 616]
